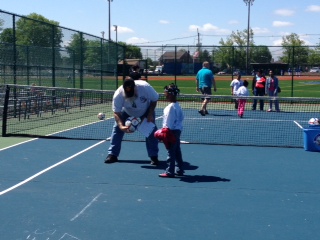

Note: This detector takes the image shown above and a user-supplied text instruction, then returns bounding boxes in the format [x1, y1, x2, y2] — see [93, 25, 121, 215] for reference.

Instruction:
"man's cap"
[123, 78, 135, 97]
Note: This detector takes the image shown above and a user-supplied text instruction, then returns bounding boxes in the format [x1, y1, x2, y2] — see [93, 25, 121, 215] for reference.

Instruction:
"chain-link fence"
[0, 10, 125, 90]
[138, 45, 320, 76]
[1, 10, 320, 95]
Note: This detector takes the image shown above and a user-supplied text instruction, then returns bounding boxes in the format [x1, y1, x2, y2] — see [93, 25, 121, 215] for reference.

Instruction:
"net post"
[2, 85, 10, 137]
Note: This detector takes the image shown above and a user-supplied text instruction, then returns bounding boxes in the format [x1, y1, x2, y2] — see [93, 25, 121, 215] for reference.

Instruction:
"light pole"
[113, 25, 118, 43]
[244, 0, 254, 75]
[107, 0, 113, 41]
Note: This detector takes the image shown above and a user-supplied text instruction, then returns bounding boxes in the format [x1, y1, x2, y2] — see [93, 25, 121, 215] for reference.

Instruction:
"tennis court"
[1, 135, 320, 240]
[1, 85, 320, 239]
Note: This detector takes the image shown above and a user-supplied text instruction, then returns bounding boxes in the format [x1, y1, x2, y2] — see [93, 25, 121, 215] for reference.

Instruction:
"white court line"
[294, 120, 304, 129]
[185, 117, 307, 123]
[70, 193, 103, 221]
[0, 117, 114, 151]
[0, 138, 37, 152]
[0, 140, 105, 196]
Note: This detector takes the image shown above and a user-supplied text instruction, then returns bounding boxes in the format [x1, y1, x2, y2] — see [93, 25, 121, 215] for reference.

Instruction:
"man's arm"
[147, 101, 157, 122]
[196, 77, 199, 92]
[212, 77, 217, 92]
[252, 77, 256, 92]
[114, 112, 130, 132]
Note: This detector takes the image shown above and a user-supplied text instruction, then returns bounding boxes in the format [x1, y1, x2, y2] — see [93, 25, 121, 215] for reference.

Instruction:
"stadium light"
[107, 0, 113, 41]
[113, 25, 118, 43]
[243, 0, 254, 74]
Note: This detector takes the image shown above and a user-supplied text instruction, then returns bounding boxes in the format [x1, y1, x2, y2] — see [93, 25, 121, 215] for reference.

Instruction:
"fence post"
[174, 46, 177, 85]
[12, 15, 17, 85]
[2, 85, 10, 137]
[291, 46, 295, 97]
[80, 32, 84, 89]
[52, 24, 56, 87]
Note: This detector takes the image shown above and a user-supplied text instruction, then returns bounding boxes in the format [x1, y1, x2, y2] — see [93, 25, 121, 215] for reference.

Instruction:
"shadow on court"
[0, 139, 320, 240]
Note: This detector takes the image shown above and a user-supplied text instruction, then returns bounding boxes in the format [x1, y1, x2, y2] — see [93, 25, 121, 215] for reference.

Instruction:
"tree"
[280, 33, 309, 68]
[15, 13, 63, 47]
[118, 42, 142, 59]
[308, 47, 320, 67]
[66, 33, 88, 68]
[199, 49, 211, 63]
[251, 46, 272, 63]
[0, 28, 14, 43]
[84, 40, 102, 69]
[215, 29, 254, 71]
[146, 57, 154, 69]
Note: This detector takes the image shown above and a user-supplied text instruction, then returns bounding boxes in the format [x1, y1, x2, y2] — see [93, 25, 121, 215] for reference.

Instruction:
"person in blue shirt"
[196, 61, 217, 116]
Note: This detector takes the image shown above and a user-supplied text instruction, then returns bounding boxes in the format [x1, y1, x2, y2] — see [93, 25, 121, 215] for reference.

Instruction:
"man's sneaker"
[267, 109, 272, 112]
[104, 154, 118, 164]
[204, 110, 209, 115]
[150, 156, 159, 165]
[198, 110, 205, 116]
[159, 172, 175, 178]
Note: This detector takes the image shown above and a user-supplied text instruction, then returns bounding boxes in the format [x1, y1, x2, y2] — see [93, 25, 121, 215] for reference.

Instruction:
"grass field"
[78, 74, 320, 98]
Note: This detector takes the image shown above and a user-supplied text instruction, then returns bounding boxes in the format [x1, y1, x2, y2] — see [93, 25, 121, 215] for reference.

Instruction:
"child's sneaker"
[159, 172, 175, 178]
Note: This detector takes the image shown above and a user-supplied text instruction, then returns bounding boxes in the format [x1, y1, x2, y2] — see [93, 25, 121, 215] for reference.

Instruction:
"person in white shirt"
[230, 73, 243, 109]
[154, 83, 184, 178]
[235, 80, 249, 118]
[105, 78, 159, 165]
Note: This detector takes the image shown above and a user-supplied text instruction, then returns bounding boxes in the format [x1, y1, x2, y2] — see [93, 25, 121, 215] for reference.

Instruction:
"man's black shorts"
[200, 87, 212, 99]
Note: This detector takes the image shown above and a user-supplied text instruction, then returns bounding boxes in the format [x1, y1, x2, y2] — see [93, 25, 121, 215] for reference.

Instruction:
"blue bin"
[303, 125, 320, 152]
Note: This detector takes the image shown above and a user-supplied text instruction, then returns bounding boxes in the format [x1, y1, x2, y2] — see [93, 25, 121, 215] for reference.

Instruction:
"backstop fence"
[0, 10, 125, 90]
[1, 10, 320, 93]
[138, 44, 320, 77]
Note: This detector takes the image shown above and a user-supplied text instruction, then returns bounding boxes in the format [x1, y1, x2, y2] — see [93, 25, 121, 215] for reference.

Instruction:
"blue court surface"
[0, 138, 320, 240]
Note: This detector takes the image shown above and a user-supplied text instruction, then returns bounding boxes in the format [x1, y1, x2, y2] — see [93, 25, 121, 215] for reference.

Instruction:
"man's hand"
[114, 112, 133, 133]
[119, 125, 133, 133]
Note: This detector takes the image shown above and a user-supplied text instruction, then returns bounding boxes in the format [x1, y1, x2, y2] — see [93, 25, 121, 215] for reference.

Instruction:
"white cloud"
[189, 24, 200, 31]
[274, 9, 295, 16]
[272, 39, 283, 46]
[228, 20, 239, 25]
[305, 5, 320, 12]
[189, 23, 218, 32]
[114, 26, 134, 34]
[252, 27, 269, 34]
[189, 23, 229, 34]
[273, 21, 293, 27]
[202, 23, 219, 32]
[126, 37, 149, 44]
[159, 20, 169, 24]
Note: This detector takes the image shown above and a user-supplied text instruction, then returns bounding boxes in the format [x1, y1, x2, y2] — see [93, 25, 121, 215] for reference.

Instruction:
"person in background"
[155, 83, 184, 178]
[196, 61, 217, 116]
[251, 69, 266, 111]
[230, 73, 243, 109]
[265, 70, 280, 112]
[105, 78, 159, 165]
[129, 65, 142, 80]
[235, 80, 249, 118]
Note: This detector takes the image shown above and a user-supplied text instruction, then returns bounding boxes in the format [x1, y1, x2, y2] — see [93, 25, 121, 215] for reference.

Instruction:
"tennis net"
[1, 84, 320, 148]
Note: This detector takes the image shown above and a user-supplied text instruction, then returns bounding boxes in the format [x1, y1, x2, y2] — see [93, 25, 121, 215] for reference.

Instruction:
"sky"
[1, 0, 320, 48]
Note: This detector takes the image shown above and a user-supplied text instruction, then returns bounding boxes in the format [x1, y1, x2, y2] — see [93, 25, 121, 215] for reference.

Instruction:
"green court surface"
[0, 136, 33, 149]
